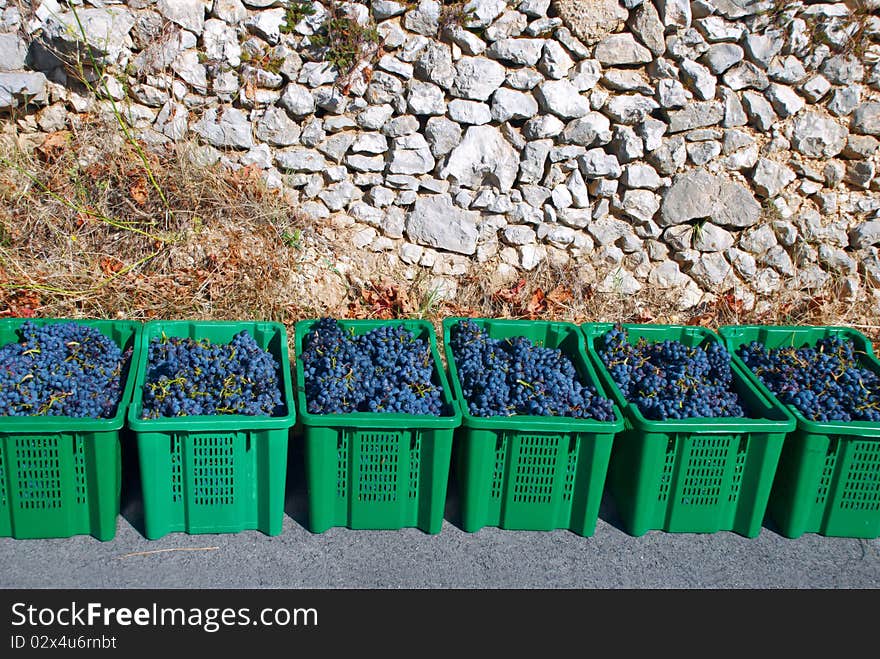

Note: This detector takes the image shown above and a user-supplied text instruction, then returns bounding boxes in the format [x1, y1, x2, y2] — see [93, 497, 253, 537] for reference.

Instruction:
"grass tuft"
[0, 118, 308, 324]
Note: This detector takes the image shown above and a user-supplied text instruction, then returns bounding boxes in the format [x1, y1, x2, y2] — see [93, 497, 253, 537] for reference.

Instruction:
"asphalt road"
[1, 439, 878, 589]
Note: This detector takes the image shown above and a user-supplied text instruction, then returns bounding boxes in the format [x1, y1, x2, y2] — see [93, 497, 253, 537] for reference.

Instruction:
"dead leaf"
[348, 278, 415, 319]
[633, 308, 656, 323]
[129, 178, 149, 206]
[492, 278, 526, 305]
[0, 289, 42, 318]
[686, 313, 714, 327]
[546, 284, 573, 308]
[84, 162, 108, 179]
[347, 297, 371, 319]
[523, 288, 546, 318]
[244, 79, 257, 101]
[715, 293, 744, 316]
[100, 257, 124, 275]
[36, 131, 71, 162]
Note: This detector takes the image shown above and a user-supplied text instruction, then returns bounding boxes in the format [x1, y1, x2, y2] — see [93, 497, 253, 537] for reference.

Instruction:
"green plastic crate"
[294, 319, 460, 534]
[443, 318, 624, 536]
[582, 323, 796, 538]
[0, 318, 141, 540]
[719, 325, 880, 539]
[127, 320, 295, 540]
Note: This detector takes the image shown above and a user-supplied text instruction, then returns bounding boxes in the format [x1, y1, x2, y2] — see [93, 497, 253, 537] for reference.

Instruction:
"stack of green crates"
[127, 320, 296, 540]
[0, 318, 141, 540]
[719, 325, 880, 539]
[581, 323, 796, 538]
[443, 318, 624, 536]
[294, 319, 460, 534]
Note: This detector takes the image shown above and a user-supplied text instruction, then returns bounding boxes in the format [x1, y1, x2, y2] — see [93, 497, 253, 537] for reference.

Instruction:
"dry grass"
[0, 114, 314, 324]
[1, 114, 879, 347]
[438, 259, 880, 341]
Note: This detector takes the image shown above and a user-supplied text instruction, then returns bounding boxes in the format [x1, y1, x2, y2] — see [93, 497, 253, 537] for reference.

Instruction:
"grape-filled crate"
[128, 320, 295, 540]
[721, 325, 880, 539]
[0, 319, 142, 540]
[294, 318, 460, 534]
[582, 323, 795, 538]
[443, 318, 623, 536]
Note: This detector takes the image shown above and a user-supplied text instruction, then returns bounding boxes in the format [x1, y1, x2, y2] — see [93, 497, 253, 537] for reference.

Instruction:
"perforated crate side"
[136, 428, 288, 539]
[356, 431, 402, 504]
[304, 425, 454, 534]
[837, 440, 880, 514]
[0, 431, 121, 540]
[607, 428, 784, 537]
[769, 432, 880, 539]
[295, 318, 460, 534]
[0, 318, 139, 540]
[456, 428, 614, 535]
[717, 324, 880, 539]
[582, 322, 793, 537]
[444, 318, 622, 535]
[14, 435, 64, 512]
[0, 439, 7, 532]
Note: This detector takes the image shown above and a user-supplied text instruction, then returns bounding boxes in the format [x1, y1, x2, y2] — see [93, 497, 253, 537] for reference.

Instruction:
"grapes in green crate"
[597, 326, 744, 420]
[141, 330, 283, 418]
[0, 320, 131, 418]
[449, 319, 614, 420]
[737, 336, 880, 423]
[301, 318, 445, 415]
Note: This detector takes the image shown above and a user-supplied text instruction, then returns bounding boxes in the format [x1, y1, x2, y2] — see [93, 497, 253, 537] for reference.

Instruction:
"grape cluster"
[597, 326, 745, 420]
[0, 321, 131, 418]
[141, 330, 283, 418]
[737, 336, 880, 422]
[301, 318, 445, 415]
[448, 319, 615, 420]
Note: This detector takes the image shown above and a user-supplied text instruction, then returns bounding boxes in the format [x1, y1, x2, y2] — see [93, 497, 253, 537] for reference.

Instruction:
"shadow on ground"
[284, 431, 310, 530]
[119, 429, 146, 538]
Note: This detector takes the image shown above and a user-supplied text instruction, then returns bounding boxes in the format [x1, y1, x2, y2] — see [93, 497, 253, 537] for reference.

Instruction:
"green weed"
[310, 3, 381, 75]
[281, 1, 317, 35]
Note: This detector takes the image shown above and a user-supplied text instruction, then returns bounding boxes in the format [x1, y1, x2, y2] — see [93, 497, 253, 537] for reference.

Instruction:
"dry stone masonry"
[3, 0, 880, 312]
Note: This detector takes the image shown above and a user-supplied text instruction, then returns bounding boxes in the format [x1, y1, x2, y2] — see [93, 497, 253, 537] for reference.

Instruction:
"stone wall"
[2, 0, 880, 313]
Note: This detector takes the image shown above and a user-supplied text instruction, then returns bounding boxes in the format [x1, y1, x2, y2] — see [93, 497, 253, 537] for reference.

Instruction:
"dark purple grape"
[737, 336, 880, 423]
[301, 318, 444, 415]
[597, 326, 744, 420]
[141, 330, 283, 418]
[449, 320, 615, 421]
[0, 321, 130, 419]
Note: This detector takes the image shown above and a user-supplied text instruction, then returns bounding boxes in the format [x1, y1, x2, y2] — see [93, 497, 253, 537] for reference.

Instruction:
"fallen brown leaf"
[523, 288, 546, 318]
[546, 284, 574, 307]
[36, 131, 71, 162]
[493, 277, 526, 305]
[129, 177, 149, 206]
[100, 257, 124, 275]
[686, 313, 714, 327]
[633, 308, 656, 323]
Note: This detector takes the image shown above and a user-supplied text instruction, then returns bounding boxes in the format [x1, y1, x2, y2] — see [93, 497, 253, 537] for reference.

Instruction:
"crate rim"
[293, 317, 461, 430]
[0, 317, 142, 432]
[581, 321, 796, 433]
[442, 317, 625, 432]
[126, 319, 296, 432]
[718, 323, 880, 436]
